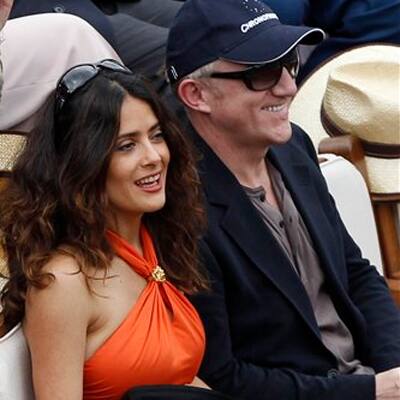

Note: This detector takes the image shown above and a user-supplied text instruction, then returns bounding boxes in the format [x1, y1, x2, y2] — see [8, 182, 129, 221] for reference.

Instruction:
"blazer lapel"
[195, 134, 322, 339]
[269, 144, 346, 296]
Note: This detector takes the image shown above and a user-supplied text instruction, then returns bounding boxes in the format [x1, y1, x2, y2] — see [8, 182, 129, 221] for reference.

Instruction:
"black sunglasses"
[208, 49, 299, 91]
[55, 59, 132, 115]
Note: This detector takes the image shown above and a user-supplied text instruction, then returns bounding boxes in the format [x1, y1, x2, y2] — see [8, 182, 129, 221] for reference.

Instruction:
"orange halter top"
[83, 226, 205, 400]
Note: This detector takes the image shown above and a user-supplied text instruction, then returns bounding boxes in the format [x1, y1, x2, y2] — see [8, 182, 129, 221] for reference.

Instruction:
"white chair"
[0, 322, 34, 400]
[319, 154, 383, 274]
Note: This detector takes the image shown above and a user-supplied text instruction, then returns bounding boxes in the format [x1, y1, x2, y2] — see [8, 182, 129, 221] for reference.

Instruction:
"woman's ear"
[177, 79, 211, 114]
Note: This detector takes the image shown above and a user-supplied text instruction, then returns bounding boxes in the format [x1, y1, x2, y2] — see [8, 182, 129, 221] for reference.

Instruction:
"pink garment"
[0, 13, 120, 132]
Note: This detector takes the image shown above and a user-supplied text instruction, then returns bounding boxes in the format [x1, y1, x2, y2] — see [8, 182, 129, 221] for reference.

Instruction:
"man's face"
[200, 58, 298, 150]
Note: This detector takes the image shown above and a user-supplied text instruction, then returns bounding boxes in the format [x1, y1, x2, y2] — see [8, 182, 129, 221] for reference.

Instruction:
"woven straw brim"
[0, 133, 26, 173]
[0, 133, 26, 277]
[289, 45, 400, 195]
[0, 252, 7, 276]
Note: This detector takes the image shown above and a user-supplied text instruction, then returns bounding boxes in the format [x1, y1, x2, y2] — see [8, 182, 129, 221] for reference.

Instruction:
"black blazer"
[190, 125, 400, 400]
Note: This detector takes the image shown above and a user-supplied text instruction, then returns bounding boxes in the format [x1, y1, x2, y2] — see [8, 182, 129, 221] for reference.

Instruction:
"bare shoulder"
[23, 255, 92, 400]
[26, 254, 90, 301]
[24, 254, 93, 335]
[42, 252, 84, 277]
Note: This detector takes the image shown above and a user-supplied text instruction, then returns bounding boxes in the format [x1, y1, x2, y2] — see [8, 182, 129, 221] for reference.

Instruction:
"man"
[165, 1, 400, 399]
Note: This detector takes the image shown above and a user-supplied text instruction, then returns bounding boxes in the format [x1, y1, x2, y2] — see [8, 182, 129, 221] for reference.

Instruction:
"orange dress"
[83, 226, 205, 400]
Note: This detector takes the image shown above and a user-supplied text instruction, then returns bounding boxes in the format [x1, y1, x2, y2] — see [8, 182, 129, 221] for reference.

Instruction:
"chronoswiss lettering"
[240, 12, 278, 33]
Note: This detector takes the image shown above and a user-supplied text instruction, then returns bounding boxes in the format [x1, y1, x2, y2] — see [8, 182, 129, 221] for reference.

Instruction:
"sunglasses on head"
[208, 49, 300, 91]
[55, 59, 132, 115]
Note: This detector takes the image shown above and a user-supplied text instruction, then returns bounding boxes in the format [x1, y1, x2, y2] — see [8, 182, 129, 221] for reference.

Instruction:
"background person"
[0, 12, 120, 132]
[10, 0, 182, 86]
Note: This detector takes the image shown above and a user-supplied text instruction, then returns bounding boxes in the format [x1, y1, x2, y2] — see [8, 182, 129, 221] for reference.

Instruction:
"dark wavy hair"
[0, 69, 207, 331]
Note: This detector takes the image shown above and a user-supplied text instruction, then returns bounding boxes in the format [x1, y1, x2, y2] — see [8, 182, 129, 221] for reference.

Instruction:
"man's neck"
[189, 115, 280, 207]
[190, 116, 270, 187]
[224, 148, 268, 188]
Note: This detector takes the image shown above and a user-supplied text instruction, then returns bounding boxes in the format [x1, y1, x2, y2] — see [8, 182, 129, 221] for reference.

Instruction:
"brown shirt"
[243, 160, 374, 375]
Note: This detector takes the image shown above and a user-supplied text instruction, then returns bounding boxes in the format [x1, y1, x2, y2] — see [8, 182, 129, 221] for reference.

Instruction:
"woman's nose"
[141, 142, 162, 166]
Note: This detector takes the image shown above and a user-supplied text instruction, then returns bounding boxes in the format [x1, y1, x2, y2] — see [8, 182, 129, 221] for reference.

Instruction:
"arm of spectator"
[301, 0, 400, 78]
[190, 240, 375, 400]
[0, 0, 13, 32]
[376, 368, 400, 399]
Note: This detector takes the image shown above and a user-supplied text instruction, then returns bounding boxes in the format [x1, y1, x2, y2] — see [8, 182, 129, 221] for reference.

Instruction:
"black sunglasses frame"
[208, 49, 300, 91]
[55, 59, 132, 115]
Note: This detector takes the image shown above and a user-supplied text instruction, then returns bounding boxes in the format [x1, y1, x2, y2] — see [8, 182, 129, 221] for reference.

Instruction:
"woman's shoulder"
[24, 253, 95, 345]
[25, 253, 93, 317]
[42, 251, 83, 278]
[43, 252, 82, 275]
[39, 253, 90, 291]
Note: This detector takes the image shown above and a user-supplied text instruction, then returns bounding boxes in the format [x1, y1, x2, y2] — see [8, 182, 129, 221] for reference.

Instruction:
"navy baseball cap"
[166, 0, 325, 83]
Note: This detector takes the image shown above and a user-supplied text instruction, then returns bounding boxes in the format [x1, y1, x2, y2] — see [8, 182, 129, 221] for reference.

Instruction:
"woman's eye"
[116, 141, 135, 152]
[152, 131, 165, 141]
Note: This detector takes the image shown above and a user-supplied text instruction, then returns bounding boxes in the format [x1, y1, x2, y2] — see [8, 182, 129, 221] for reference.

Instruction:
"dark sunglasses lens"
[283, 50, 299, 78]
[55, 65, 98, 113]
[285, 59, 299, 78]
[99, 59, 130, 73]
[250, 66, 282, 90]
[249, 50, 299, 90]
[284, 63, 298, 78]
[59, 66, 98, 94]
[55, 60, 130, 115]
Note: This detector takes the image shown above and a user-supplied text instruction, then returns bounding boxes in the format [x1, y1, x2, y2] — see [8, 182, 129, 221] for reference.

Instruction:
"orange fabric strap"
[106, 225, 163, 281]
[83, 226, 205, 399]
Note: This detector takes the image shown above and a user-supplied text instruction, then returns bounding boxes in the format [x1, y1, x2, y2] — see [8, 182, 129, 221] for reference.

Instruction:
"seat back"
[0, 323, 34, 400]
[319, 154, 383, 274]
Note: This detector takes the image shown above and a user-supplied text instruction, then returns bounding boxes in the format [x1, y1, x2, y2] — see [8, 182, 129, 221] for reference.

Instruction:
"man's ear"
[177, 79, 211, 114]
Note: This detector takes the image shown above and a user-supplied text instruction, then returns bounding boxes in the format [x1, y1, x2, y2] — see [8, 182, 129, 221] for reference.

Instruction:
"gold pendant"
[151, 265, 167, 282]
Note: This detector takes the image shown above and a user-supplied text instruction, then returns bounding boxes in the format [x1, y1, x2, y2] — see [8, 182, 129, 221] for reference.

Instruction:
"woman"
[0, 59, 208, 399]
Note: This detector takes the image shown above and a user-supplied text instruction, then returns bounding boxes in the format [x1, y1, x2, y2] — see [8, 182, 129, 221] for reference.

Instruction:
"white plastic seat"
[0, 322, 34, 400]
[319, 154, 383, 274]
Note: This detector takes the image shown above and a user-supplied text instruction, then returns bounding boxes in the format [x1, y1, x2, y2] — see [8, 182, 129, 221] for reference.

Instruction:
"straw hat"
[290, 44, 400, 198]
[0, 132, 26, 175]
[0, 132, 26, 276]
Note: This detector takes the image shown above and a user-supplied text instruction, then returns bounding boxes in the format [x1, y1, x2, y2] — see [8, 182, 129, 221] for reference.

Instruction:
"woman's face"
[105, 95, 170, 225]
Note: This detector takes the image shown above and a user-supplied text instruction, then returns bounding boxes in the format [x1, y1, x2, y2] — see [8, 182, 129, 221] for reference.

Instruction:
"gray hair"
[170, 59, 220, 96]
[185, 60, 220, 80]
